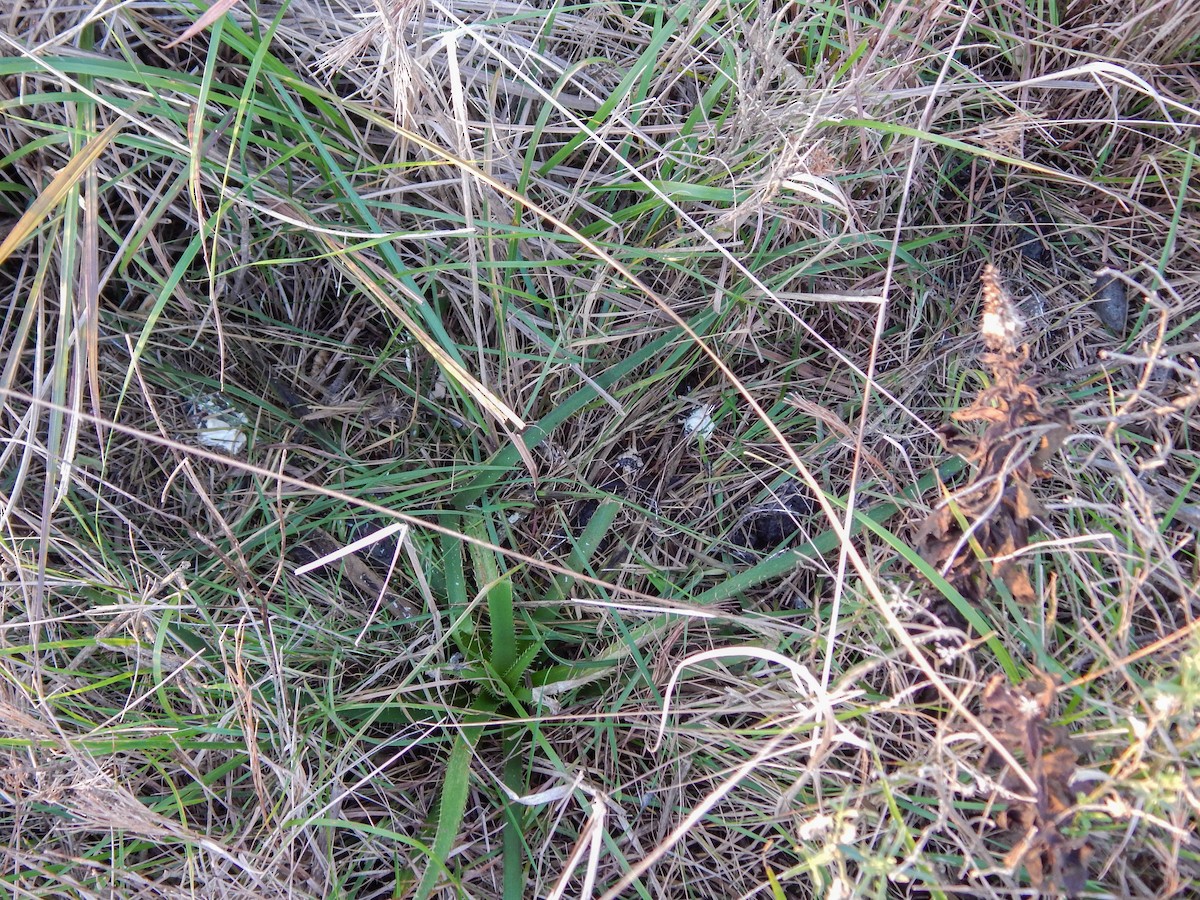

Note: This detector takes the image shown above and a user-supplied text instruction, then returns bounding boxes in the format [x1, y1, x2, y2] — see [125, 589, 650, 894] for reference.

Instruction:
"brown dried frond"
[916, 264, 1071, 608]
[980, 673, 1091, 896]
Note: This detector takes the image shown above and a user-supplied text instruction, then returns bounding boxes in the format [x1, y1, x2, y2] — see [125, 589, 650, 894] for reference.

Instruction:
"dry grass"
[1, 0, 1199, 897]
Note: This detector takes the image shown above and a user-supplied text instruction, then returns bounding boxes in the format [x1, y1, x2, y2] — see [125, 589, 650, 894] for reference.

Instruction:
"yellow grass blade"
[0, 114, 129, 266]
[164, 0, 243, 48]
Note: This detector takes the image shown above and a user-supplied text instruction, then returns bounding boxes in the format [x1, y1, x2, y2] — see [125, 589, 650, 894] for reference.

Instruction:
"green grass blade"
[414, 725, 480, 900]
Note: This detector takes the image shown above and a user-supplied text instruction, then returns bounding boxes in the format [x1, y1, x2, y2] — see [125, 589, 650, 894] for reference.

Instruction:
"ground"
[1, 1, 1199, 898]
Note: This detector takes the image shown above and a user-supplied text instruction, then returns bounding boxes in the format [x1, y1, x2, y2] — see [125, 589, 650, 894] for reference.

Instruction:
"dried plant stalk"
[916, 263, 1071, 607]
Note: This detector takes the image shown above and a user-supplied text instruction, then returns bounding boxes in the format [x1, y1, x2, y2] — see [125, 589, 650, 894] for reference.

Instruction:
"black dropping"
[571, 450, 650, 531]
[1012, 201, 1054, 265]
[728, 482, 813, 562]
[1014, 225, 1051, 265]
[1091, 270, 1128, 334]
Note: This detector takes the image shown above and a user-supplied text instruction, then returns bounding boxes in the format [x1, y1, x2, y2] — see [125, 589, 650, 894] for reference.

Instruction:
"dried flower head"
[979, 263, 1024, 356]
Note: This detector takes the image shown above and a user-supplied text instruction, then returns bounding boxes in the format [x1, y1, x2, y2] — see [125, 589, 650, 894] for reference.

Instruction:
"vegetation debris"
[979, 673, 1091, 897]
[916, 263, 1071, 609]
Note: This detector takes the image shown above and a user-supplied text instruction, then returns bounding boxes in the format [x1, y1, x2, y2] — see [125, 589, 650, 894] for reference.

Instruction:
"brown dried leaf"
[937, 423, 976, 459]
[980, 674, 1090, 897]
[1021, 843, 1046, 888]
[999, 561, 1036, 605]
[1039, 746, 1080, 817]
[1032, 412, 1072, 473]
[1012, 479, 1042, 521]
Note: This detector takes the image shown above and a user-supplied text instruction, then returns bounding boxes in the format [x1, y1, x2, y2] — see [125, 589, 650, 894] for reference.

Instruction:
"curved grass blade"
[0, 112, 132, 266]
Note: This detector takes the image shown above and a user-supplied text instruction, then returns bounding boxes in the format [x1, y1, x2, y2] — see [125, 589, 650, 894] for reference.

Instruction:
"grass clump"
[1, 0, 1199, 897]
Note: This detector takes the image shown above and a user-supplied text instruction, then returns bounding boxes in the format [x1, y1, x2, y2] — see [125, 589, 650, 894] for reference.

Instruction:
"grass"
[1, 0, 1199, 897]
